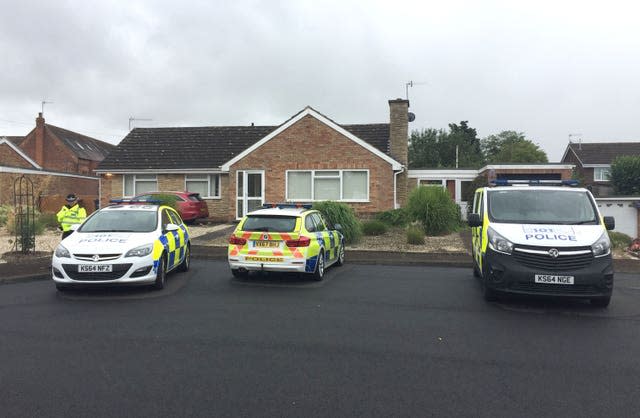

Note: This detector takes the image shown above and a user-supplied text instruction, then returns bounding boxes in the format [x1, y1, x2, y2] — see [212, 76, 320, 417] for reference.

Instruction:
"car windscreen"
[79, 210, 158, 233]
[242, 215, 298, 232]
[488, 189, 598, 224]
[188, 194, 203, 202]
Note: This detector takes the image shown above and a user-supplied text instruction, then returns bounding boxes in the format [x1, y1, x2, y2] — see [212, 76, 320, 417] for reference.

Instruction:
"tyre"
[177, 244, 190, 272]
[231, 269, 248, 279]
[336, 243, 345, 266]
[591, 296, 611, 308]
[153, 255, 167, 290]
[312, 251, 325, 281]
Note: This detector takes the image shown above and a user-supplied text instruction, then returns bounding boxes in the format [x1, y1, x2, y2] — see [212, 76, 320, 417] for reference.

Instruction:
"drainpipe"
[393, 166, 406, 209]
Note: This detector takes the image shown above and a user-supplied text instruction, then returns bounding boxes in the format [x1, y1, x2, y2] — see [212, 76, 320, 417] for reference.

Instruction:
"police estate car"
[228, 204, 345, 280]
[468, 180, 615, 306]
[52, 201, 190, 291]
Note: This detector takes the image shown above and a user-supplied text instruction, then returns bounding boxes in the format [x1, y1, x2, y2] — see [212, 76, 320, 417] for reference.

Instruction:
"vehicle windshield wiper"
[568, 220, 596, 225]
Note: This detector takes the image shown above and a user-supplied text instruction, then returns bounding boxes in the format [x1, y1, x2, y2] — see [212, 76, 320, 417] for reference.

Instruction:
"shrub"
[362, 220, 388, 236]
[375, 208, 410, 227]
[407, 186, 461, 235]
[312, 201, 362, 244]
[611, 155, 640, 195]
[148, 193, 179, 210]
[608, 231, 633, 250]
[38, 212, 59, 230]
[6, 208, 47, 236]
[406, 225, 425, 245]
[0, 205, 11, 227]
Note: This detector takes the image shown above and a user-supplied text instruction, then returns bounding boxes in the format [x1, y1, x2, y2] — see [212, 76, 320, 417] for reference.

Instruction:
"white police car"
[52, 201, 190, 291]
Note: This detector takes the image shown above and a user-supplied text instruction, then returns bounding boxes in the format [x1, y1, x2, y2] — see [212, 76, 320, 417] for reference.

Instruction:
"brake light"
[286, 236, 310, 247]
[229, 235, 247, 245]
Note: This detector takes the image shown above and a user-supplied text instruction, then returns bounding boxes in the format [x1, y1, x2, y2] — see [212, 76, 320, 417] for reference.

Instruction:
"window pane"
[237, 200, 243, 218]
[124, 175, 134, 196]
[288, 172, 312, 200]
[343, 171, 367, 200]
[315, 171, 339, 177]
[247, 173, 261, 198]
[210, 175, 220, 197]
[186, 180, 208, 196]
[136, 174, 156, 180]
[247, 199, 262, 213]
[314, 178, 340, 200]
[136, 180, 157, 194]
[237, 172, 243, 197]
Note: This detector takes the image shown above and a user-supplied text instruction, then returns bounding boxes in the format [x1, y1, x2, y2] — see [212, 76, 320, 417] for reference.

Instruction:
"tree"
[610, 155, 640, 195]
[481, 131, 548, 164]
[408, 128, 443, 168]
[408, 121, 484, 169]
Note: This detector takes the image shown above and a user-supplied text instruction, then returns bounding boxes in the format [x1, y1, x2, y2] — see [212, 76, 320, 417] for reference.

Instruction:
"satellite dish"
[408, 112, 416, 122]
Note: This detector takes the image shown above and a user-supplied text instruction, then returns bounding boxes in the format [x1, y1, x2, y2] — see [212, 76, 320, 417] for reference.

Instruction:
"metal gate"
[13, 175, 36, 254]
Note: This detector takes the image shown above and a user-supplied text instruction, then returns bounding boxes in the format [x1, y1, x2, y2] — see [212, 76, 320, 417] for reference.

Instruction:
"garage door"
[596, 199, 638, 238]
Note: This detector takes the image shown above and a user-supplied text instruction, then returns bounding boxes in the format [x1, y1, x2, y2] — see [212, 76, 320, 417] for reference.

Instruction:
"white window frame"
[123, 174, 158, 197]
[184, 174, 221, 198]
[236, 170, 265, 219]
[285, 169, 369, 202]
[593, 166, 611, 182]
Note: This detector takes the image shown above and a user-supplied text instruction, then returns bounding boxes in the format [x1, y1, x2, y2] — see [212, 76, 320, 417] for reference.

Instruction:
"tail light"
[229, 235, 247, 245]
[286, 236, 310, 247]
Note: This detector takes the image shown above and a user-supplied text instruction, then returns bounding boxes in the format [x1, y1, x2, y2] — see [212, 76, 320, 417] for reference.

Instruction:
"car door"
[471, 190, 485, 269]
[313, 213, 337, 262]
[167, 208, 187, 266]
[160, 208, 180, 271]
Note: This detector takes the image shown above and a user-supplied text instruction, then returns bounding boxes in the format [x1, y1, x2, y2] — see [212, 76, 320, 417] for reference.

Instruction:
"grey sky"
[1, 0, 638, 161]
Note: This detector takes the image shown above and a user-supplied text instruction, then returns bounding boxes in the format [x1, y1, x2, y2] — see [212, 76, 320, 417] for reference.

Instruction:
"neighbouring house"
[561, 141, 640, 197]
[96, 100, 410, 221]
[0, 113, 115, 212]
[408, 164, 575, 218]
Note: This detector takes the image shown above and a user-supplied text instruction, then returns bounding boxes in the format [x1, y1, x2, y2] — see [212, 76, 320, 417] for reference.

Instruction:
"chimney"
[35, 112, 45, 166]
[389, 98, 409, 207]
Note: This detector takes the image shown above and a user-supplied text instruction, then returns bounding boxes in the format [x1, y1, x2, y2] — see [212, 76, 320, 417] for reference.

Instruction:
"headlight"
[55, 245, 71, 258]
[487, 227, 513, 255]
[125, 244, 153, 258]
[591, 232, 611, 257]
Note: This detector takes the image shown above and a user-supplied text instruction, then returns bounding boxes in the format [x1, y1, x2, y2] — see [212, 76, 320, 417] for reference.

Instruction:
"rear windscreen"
[242, 216, 297, 232]
[188, 194, 203, 202]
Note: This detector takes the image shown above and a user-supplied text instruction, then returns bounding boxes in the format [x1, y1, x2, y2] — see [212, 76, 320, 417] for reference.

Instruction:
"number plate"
[79, 264, 113, 273]
[253, 241, 279, 248]
[534, 274, 574, 285]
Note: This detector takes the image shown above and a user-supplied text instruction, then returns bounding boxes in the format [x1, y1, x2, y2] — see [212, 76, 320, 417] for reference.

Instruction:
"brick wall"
[0, 171, 98, 213]
[229, 115, 396, 220]
[0, 143, 33, 168]
[389, 99, 409, 207]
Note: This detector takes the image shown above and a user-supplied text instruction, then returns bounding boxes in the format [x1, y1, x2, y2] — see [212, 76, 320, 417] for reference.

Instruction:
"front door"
[236, 170, 264, 219]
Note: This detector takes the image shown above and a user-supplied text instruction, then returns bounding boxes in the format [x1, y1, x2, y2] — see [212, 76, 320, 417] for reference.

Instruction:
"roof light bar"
[489, 179, 579, 187]
[262, 203, 313, 209]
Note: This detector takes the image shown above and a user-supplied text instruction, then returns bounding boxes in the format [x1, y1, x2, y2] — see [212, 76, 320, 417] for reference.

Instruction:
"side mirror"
[334, 223, 342, 231]
[165, 223, 180, 233]
[603, 216, 615, 231]
[467, 213, 483, 227]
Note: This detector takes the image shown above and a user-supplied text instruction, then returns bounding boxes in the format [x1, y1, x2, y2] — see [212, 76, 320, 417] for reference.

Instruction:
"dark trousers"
[61, 230, 73, 240]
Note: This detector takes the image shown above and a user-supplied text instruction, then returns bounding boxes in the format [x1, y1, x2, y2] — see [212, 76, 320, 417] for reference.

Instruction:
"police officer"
[56, 194, 87, 239]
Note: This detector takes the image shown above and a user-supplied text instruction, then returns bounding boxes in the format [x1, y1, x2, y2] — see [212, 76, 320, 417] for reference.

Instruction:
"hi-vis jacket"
[56, 204, 87, 232]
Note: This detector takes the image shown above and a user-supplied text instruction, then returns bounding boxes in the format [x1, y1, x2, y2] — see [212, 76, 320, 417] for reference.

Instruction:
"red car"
[131, 191, 209, 223]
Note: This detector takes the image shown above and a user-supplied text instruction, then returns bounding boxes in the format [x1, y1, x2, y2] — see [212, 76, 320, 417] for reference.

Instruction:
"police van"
[467, 180, 615, 307]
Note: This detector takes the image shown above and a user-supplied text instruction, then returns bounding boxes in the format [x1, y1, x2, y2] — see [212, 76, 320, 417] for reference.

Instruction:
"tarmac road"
[1, 260, 640, 417]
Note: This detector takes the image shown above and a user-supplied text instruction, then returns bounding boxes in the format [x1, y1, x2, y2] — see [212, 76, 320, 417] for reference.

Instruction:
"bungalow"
[96, 99, 410, 221]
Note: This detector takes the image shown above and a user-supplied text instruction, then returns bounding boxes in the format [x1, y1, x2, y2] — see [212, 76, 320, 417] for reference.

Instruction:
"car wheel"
[154, 255, 167, 290]
[231, 269, 248, 279]
[312, 251, 325, 281]
[591, 296, 611, 308]
[336, 242, 345, 266]
[178, 244, 190, 272]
